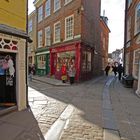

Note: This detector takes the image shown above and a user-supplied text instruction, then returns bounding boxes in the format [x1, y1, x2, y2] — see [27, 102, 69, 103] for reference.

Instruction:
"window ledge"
[53, 7, 61, 13]
[45, 14, 51, 19]
[53, 41, 61, 44]
[64, 37, 73, 42]
[64, 1, 72, 6]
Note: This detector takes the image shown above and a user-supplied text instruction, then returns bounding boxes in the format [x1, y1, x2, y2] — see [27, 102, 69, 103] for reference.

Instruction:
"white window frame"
[135, 3, 140, 35]
[65, 15, 74, 40]
[54, 0, 61, 12]
[38, 30, 43, 48]
[38, 6, 43, 23]
[54, 21, 61, 43]
[45, 26, 51, 47]
[133, 49, 140, 79]
[45, 0, 51, 18]
[28, 19, 32, 33]
[64, 0, 72, 5]
[126, 17, 131, 42]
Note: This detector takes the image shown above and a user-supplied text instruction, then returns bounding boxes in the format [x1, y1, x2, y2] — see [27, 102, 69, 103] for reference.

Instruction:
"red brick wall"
[37, 0, 82, 47]
[81, 0, 102, 76]
[100, 18, 110, 70]
[124, 0, 140, 89]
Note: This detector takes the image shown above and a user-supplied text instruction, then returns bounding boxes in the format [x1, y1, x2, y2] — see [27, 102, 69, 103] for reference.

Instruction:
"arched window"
[135, 3, 140, 35]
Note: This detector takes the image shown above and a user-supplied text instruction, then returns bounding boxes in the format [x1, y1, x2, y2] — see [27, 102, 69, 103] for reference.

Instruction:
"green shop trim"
[36, 51, 50, 76]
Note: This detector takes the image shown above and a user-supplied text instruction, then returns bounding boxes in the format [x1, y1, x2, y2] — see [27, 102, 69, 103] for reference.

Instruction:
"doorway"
[0, 52, 16, 109]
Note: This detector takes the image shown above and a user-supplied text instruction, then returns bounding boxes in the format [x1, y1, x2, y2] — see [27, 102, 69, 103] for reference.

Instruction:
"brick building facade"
[34, 0, 102, 81]
[28, 11, 37, 65]
[124, 0, 140, 90]
[100, 16, 110, 70]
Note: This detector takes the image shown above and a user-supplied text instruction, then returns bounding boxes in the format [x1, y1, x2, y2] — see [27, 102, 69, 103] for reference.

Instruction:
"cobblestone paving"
[29, 77, 105, 139]
[28, 76, 140, 140]
[28, 83, 67, 135]
[60, 108, 103, 140]
[59, 78, 106, 140]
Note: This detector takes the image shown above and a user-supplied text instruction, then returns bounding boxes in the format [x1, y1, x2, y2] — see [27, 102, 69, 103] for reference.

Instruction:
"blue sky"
[28, 0, 125, 53]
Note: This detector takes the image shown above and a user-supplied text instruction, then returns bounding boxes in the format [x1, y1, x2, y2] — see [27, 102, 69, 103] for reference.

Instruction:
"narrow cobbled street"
[29, 75, 140, 140]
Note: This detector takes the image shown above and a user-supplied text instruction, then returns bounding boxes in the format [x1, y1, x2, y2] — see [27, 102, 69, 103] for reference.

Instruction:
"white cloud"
[101, 0, 125, 53]
[28, 0, 35, 15]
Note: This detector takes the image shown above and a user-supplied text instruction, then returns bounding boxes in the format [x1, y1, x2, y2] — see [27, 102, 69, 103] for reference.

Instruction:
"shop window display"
[37, 55, 46, 69]
[82, 51, 91, 72]
[0, 54, 16, 104]
[56, 51, 75, 72]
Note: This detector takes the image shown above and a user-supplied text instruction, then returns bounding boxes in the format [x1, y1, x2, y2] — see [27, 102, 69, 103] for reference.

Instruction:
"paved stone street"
[28, 75, 140, 140]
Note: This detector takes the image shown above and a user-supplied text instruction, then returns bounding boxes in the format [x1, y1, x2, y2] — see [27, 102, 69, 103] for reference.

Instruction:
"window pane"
[38, 30, 42, 48]
[45, 26, 51, 46]
[54, 0, 60, 11]
[38, 6, 43, 22]
[54, 22, 60, 42]
[65, 16, 74, 40]
[45, 0, 51, 17]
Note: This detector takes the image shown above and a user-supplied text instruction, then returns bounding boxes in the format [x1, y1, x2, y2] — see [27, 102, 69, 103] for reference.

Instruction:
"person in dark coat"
[105, 64, 110, 76]
[112, 64, 118, 76]
[28, 64, 33, 81]
[117, 64, 123, 80]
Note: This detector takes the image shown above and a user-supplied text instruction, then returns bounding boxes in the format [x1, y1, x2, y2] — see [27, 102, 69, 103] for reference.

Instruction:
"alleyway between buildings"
[28, 75, 140, 140]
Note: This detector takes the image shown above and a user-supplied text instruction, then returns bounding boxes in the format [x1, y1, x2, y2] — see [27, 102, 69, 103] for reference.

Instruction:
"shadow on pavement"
[0, 108, 45, 140]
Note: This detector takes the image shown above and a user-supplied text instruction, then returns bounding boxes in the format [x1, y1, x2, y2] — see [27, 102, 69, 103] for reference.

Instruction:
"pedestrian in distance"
[112, 64, 118, 76]
[32, 64, 36, 75]
[105, 63, 110, 76]
[117, 64, 124, 80]
[68, 63, 76, 85]
[28, 64, 33, 81]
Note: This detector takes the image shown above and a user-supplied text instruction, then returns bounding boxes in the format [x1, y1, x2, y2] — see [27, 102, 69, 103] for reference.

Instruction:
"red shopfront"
[50, 42, 81, 81]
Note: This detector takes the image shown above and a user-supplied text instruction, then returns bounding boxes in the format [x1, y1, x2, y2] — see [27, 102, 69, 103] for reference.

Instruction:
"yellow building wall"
[0, 0, 27, 31]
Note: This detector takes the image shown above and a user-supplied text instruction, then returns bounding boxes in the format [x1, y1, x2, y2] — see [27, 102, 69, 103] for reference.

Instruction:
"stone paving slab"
[103, 109, 118, 130]
[104, 129, 120, 140]
[110, 79, 140, 140]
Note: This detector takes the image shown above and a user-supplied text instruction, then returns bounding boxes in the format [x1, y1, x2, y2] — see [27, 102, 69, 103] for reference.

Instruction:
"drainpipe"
[123, 0, 127, 75]
[136, 55, 140, 96]
[26, 0, 29, 107]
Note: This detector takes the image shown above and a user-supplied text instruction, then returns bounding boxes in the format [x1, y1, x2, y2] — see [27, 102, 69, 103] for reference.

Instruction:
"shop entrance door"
[46, 54, 50, 75]
[0, 53, 16, 108]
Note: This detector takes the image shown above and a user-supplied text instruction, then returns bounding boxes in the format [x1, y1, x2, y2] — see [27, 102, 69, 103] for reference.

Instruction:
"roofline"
[100, 18, 111, 33]
[0, 24, 32, 43]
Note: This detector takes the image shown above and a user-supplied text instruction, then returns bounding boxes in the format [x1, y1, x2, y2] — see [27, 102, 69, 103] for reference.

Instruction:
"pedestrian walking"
[61, 63, 67, 83]
[112, 64, 118, 76]
[117, 64, 123, 80]
[68, 63, 76, 85]
[105, 63, 110, 76]
[32, 64, 36, 75]
[28, 64, 33, 81]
